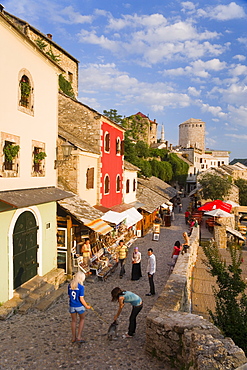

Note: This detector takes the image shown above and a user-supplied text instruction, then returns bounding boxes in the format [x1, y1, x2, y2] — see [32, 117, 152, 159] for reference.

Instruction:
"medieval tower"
[179, 118, 205, 152]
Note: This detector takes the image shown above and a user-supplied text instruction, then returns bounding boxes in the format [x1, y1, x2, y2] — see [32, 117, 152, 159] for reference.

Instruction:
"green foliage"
[133, 158, 152, 177]
[135, 141, 150, 158]
[46, 47, 60, 62]
[199, 173, 231, 201]
[3, 144, 20, 162]
[202, 242, 247, 354]
[35, 38, 48, 50]
[103, 109, 123, 124]
[168, 153, 189, 185]
[59, 74, 75, 98]
[20, 81, 31, 97]
[34, 151, 47, 163]
[234, 178, 247, 206]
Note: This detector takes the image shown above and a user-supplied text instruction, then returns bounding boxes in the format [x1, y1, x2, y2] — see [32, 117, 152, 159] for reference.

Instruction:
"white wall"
[123, 169, 137, 204]
[77, 151, 99, 206]
[0, 18, 60, 191]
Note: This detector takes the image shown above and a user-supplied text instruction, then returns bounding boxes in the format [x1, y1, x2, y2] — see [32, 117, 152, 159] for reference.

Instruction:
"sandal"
[76, 339, 86, 343]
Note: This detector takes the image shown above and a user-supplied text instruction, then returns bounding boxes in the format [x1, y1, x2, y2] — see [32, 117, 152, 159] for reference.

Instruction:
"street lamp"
[54, 141, 73, 168]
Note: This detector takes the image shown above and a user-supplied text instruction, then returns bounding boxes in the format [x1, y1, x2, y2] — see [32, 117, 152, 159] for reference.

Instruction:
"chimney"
[0, 4, 4, 12]
[47, 34, 52, 40]
[169, 143, 173, 151]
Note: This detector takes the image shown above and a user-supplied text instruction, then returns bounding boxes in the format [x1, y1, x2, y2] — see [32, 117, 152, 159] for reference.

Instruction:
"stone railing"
[145, 226, 247, 370]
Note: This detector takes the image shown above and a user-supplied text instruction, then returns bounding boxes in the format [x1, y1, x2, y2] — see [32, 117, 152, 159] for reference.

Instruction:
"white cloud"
[229, 64, 247, 77]
[188, 86, 201, 96]
[197, 2, 246, 21]
[78, 63, 191, 112]
[181, 2, 196, 14]
[228, 105, 247, 126]
[60, 6, 93, 24]
[201, 103, 227, 118]
[164, 58, 227, 78]
[225, 134, 247, 140]
[233, 55, 246, 62]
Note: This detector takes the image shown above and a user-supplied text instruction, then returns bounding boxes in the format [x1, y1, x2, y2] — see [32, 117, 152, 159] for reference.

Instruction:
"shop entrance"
[13, 211, 38, 289]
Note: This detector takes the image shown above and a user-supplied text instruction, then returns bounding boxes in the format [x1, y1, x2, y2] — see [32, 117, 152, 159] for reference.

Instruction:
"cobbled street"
[0, 200, 188, 370]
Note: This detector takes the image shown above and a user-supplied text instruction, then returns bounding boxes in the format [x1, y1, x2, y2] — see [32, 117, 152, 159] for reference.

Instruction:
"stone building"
[125, 112, 158, 146]
[179, 118, 205, 151]
[4, 10, 79, 97]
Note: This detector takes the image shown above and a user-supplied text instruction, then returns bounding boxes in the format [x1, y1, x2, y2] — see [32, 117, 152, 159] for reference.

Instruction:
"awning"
[226, 226, 245, 241]
[84, 218, 113, 235]
[122, 207, 143, 228]
[0, 187, 73, 210]
[101, 210, 127, 225]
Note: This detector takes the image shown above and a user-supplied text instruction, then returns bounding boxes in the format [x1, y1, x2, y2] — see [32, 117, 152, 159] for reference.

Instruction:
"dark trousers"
[148, 273, 155, 295]
[119, 258, 126, 276]
[128, 303, 143, 336]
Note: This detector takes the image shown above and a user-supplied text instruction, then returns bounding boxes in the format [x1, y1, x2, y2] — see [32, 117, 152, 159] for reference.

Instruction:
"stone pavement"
[0, 199, 189, 370]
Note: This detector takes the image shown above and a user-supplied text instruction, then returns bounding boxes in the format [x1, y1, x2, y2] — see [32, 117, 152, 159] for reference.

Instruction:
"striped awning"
[84, 218, 113, 235]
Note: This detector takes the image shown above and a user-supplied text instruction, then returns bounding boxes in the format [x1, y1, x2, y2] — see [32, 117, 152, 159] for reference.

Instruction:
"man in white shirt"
[146, 248, 156, 296]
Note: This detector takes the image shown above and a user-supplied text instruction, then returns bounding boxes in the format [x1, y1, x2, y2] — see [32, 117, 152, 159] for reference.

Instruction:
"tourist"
[80, 238, 92, 266]
[146, 248, 156, 296]
[111, 287, 143, 338]
[68, 271, 91, 343]
[171, 241, 181, 264]
[184, 210, 190, 224]
[131, 247, 142, 281]
[116, 240, 128, 278]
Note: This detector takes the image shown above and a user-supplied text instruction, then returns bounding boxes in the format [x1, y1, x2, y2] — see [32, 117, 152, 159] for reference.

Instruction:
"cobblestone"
[0, 200, 188, 370]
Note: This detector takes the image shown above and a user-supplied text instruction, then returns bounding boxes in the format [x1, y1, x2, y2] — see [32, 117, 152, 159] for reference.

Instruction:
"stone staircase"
[0, 268, 67, 320]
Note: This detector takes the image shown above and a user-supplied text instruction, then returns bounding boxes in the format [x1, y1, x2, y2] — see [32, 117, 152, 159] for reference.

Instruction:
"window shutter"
[86, 167, 94, 189]
[121, 140, 125, 155]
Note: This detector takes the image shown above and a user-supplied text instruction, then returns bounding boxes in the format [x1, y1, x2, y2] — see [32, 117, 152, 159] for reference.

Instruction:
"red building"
[100, 119, 125, 208]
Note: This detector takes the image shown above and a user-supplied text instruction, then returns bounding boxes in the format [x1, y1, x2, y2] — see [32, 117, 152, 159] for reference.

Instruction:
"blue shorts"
[69, 306, 86, 315]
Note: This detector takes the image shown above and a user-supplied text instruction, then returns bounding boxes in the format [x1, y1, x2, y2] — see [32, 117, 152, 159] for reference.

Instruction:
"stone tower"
[179, 118, 205, 151]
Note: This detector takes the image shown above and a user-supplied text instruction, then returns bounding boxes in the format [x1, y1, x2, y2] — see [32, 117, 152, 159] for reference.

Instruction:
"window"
[104, 132, 110, 152]
[3, 141, 19, 171]
[200, 158, 202, 163]
[104, 175, 110, 194]
[32, 140, 46, 177]
[116, 137, 121, 155]
[133, 179, 136, 191]
[68, 72, 73, 83]
[86, 167, 94, 189]
[18, 69, 34, 115]
[126, 179, 130, 193]
[116, 175, 121, 192]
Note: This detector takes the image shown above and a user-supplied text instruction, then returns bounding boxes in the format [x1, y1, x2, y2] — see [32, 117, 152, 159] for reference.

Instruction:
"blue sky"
[3, 0, 247, 160]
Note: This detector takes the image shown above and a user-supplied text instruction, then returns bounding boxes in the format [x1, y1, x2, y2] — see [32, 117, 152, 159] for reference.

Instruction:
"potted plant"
[34, 151, 47, 163]
[3, 144, 20, 162]
[20, 79, 31, 97]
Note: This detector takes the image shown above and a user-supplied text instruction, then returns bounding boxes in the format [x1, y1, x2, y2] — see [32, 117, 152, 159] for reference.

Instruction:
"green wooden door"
[13, 211, 38, 289]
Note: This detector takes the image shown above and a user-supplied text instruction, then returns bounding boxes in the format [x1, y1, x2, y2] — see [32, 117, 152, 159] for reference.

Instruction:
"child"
[68, 271, 91, 343]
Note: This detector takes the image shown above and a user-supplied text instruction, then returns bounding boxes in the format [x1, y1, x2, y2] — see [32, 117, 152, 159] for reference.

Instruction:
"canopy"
[226, 226, 245, 241]
[198, 200, 232, 213]
[225, 200, 240, 208]
[101, 210, 127, 225]
[204, 209, 234, 218]
[84, 218, 113, 235]
[122, 207, 143, 228]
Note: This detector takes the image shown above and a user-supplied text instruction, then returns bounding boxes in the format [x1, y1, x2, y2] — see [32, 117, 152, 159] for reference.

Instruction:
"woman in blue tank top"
[111, 287, 143, 338]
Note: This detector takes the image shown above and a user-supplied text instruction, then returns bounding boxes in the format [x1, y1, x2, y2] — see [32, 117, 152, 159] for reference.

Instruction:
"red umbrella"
[198, 200, 232, 213]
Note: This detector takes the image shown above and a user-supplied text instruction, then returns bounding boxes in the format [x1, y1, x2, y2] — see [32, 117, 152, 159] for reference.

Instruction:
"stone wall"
[145, 227, 247, 369]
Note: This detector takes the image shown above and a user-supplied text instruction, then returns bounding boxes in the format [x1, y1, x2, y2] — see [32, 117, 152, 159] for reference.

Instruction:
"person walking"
[116, 240, 128, 278]
[68, 271, 91, 343]
[131, 247, 142, 281]
[111, 287, 143, 338]
[146, 248, 156, 296]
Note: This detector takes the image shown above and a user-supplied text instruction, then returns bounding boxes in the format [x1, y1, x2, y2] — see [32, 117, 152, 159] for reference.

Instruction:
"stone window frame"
[31, 140, 46, 177]
[104, 174, 110, 194]
[18, 68, 34, 116]
[104, 132, 110, 153]
[133, 178, 136, 192]
[116, 174, 121, 193]
[0, 132, 20, 177]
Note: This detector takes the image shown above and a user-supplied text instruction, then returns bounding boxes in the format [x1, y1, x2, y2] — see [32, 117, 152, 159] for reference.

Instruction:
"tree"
[235, 178, 247, 205]
[168, 153, 189, 185]
[202, 242, 247, 354]
[199, 172, 231, 201]
[103, 109, 123, 124]
[135, 141, 149, 159]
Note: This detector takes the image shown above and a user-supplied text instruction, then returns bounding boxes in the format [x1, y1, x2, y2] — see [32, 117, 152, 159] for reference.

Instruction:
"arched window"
[104, 175, 110, 194]
[104, 132, 110, 152]
[86, 167, 94, 189]
[116, 175, 121, 192]
[133, 179, 136, 192]
[18, 69, 34, 115]
[126, 179, 130, 194]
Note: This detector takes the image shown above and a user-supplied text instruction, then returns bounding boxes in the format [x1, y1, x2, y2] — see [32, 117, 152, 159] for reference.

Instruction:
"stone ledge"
[145, 227, 247, 369]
